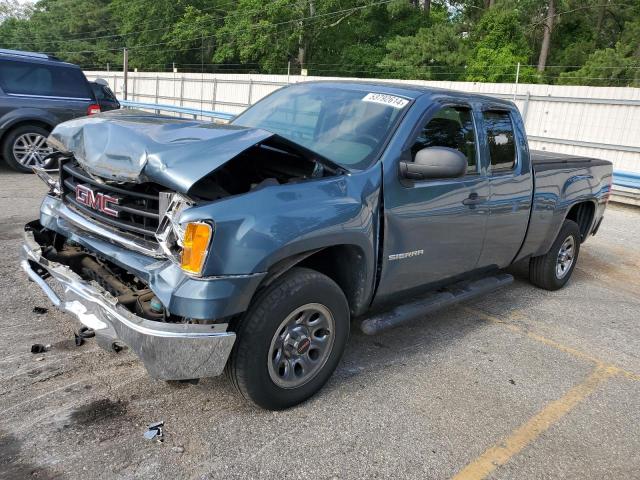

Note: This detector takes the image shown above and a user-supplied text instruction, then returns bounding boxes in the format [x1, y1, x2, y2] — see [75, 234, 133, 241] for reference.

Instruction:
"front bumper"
[21, 228, 236, 380]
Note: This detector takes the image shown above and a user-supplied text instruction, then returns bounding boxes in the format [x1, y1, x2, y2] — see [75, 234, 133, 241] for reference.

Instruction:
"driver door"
[374, 102, 490, 304]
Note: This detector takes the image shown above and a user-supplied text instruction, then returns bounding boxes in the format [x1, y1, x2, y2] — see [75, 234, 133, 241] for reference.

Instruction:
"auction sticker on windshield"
[362, 92, 410, 109]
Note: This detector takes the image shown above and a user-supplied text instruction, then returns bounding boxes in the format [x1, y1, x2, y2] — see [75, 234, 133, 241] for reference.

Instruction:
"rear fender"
[0, 108, 57, 135]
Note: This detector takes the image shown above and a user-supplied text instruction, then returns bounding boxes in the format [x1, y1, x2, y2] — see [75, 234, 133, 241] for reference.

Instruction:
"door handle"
[462, 193, 487, 206]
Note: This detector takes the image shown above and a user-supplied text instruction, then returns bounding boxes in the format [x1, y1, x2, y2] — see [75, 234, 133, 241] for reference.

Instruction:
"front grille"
[60, 160, 162, 243]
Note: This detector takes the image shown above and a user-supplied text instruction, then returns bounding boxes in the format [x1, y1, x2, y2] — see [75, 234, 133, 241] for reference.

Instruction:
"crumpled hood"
[47, 109, 274, 193]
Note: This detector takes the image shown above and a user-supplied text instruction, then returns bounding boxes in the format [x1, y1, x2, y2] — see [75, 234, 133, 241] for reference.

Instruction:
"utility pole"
[513, 62, 520, 100]
[123, 48, 129, 100]
[537, 0, 555, 73]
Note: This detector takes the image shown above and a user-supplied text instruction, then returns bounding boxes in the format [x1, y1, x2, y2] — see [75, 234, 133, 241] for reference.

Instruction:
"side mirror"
[399, 147, 467, 180]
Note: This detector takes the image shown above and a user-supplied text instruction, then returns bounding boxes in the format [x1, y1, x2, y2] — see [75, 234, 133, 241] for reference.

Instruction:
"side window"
[0, 60, 92, 98]
[91, 84, 106, 100]
[412, 106, 477, 174]
[483, 111, 516, 172]
[0, 61, 52, 96]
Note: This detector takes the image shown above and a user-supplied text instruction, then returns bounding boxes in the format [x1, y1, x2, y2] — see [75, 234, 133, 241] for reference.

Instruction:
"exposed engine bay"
[28, 222, 211, 324]
[188, 136, 339, 201]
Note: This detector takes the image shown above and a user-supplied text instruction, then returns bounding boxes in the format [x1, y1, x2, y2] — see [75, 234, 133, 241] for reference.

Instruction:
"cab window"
[412, 106, 478, 174]
[483, 111, 517, 172]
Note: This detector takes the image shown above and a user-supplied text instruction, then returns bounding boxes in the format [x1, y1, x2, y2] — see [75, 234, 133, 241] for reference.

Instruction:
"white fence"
[85, 71, 640, 177]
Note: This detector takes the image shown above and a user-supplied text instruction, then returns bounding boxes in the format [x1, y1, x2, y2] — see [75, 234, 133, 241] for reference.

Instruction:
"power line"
[527, 2, 638, 31]
[29, 0, 396, 56]
[1, 0, 391, 52]
[0, 0, 246, 49]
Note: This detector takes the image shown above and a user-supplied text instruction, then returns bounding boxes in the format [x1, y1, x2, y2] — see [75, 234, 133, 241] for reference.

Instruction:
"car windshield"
[232, 84, 410, 170]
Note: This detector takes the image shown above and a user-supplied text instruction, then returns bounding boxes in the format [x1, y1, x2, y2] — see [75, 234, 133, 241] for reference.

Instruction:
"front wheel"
[529, 219, 581, 291]
[226, 267, 350, 410]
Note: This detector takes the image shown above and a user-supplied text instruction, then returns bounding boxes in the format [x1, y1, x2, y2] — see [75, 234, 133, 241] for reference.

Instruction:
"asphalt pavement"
[1, 165, 638, 479]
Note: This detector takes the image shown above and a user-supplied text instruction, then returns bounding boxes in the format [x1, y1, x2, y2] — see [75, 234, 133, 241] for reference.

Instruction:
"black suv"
[0, 49, 101, 172]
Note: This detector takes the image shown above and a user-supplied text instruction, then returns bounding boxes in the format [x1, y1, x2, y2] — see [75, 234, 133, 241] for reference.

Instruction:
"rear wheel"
[226, 267, 350, 410]
[2, 125, 53, 172]
[529, 219, 581, 291]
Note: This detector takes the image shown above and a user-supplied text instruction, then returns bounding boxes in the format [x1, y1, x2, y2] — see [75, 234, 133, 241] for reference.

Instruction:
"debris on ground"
[143, 421, 164, 442]
[32, 306, 48, 314]
[31, 344, 48, 354]
[171, 446, 185, 454]
[74, 326, 95, 347]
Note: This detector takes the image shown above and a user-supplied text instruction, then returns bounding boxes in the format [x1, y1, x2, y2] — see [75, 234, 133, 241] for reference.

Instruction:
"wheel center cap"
[296, 337, 311, 355]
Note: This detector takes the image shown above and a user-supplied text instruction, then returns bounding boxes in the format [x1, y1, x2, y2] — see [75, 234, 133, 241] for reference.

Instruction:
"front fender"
[179, 168, 382, 279]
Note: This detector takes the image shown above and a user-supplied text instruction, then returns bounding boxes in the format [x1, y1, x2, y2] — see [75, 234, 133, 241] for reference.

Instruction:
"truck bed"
[530, 150, 612, 171]
[515, 150, 612, 263]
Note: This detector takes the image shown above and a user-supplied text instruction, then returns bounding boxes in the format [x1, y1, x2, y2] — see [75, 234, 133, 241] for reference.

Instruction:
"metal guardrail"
[120, 100, 235, 121]
[121, 100, 639, 197]
[612, 171, 640, 190]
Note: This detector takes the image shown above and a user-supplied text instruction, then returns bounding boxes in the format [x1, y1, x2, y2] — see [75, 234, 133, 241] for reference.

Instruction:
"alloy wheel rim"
[267, 303, 335, 389]
[555, 236, 575, 279]
[12, 133, 53, 168]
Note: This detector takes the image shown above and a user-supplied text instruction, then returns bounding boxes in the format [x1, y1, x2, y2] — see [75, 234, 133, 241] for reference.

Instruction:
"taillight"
[87, 104, 101, 115]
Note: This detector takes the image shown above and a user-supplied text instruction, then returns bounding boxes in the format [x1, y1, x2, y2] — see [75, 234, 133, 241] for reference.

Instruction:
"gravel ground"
[1, 165, 638, 480]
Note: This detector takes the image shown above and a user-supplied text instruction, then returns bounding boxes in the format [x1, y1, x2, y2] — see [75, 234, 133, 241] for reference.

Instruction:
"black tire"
[226, 267, 350, 410]
[529, 219, 581, 291]
[2, 124, 52, 173]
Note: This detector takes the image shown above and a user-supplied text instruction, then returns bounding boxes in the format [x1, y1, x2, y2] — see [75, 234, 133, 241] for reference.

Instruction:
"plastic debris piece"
[171, 446, 184, 454]
[33, 306, 48, 314]
[31, 344, 47, 354]
[144, 421, 165, 442]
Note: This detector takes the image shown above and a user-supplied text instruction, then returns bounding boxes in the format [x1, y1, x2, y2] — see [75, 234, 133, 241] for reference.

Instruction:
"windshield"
[232, 84, 410, 170]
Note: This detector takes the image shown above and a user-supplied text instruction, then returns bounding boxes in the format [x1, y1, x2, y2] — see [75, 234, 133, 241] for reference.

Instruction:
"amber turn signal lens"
[180, 222, 212, 275]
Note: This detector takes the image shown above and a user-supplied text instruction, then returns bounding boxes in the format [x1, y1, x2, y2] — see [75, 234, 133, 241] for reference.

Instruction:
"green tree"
[465, 8, 537, 82]
[0, 0, 120, 68]
[558, 18, 640, 87]
[380, 22, 466, 80]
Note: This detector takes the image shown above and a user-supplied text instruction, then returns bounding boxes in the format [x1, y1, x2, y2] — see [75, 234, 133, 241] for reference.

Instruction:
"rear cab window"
[483, 110, 517, 172]
[0, 59, 92, 99]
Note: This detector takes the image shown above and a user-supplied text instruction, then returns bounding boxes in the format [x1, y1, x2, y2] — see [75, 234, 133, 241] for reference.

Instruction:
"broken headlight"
[156, 193, 213, 276]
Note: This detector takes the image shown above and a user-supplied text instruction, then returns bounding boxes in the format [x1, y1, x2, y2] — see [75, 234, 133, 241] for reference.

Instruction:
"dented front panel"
[47, 109, 274, 192]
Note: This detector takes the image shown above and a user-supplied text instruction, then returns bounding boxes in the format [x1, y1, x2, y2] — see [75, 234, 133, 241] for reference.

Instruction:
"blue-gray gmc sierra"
[21, 81, 612, 409]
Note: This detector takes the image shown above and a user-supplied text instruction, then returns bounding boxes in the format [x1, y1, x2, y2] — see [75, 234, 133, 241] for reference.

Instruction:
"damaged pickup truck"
[21, 81, 612, 409]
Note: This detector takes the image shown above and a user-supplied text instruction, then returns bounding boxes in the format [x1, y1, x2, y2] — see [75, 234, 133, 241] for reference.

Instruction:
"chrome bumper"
[21, 229, 236, 380]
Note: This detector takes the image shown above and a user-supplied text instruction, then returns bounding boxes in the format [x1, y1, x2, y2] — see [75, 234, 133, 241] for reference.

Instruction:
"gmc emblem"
[75, 184, 120, 218]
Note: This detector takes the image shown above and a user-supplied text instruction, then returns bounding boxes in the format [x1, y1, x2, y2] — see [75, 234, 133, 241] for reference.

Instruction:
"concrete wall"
[85, 71, 640, 175]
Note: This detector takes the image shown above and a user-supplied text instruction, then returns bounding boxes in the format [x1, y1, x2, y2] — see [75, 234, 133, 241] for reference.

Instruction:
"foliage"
[464, 9, 537, 83]
[558, 18, 640, 87]
[0, 0, 639, 86]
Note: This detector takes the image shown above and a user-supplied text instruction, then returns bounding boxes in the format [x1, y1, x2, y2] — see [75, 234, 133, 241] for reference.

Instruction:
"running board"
[358, 273, 514, 335]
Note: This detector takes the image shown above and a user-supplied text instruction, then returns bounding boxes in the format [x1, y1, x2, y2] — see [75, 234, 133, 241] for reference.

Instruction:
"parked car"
[21, 81, 612, 409]
[0, 49, 100, 172]
[90, 79, 120, 112]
